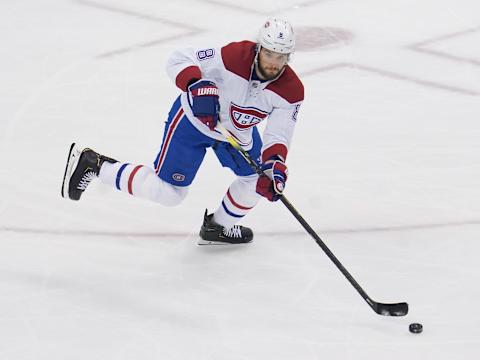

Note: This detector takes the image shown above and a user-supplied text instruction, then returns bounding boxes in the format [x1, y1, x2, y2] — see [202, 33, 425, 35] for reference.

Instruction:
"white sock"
[213, 174, 261, 228]
[99, 162, 188, 206]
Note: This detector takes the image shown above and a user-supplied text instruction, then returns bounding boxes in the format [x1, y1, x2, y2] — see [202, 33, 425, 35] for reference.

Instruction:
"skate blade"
[197, 238, 251, 246]
[61, 143, 80, 199]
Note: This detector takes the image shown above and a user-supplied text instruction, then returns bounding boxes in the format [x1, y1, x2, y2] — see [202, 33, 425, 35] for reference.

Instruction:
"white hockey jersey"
[166, 40, 304, 162]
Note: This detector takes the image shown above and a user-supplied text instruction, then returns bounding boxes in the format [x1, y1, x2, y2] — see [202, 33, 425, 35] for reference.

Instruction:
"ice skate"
[61, 143, 117, 200]
[198, 210, 253, 245]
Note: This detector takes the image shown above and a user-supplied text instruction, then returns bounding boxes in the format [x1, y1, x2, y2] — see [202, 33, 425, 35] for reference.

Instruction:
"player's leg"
[98, 161, 188, 206]
[62, 96, 212, 206]
[199, 128, 262, 244]
[61, 143, 190, 206]
[210, 173, 261, 228]
[152, 98, 214, 190]
[99, 98, 213, 205]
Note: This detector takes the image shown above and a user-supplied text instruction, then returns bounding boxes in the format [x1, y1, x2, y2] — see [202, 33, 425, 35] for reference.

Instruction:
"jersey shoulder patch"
[266, 66, 304, 104]
[221, 41, 256, 81]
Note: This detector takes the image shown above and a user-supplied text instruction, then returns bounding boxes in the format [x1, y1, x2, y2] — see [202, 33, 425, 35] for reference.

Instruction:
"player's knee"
[236, 174, 259, 190]
[240, 173, 259, 184]
[159, 186, 188, 207]
[229, 174, 262, 203]
[140, 173, 187, 206]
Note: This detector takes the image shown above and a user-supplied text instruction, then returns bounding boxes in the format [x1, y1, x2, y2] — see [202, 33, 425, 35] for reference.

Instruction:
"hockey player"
[61, 17, 304, 245]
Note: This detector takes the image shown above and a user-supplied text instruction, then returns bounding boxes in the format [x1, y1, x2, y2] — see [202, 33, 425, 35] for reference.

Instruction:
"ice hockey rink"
[1, 0, 480, 359]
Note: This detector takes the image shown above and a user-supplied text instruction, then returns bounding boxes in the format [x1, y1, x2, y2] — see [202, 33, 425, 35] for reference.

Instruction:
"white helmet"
[258, 17, 295, 54]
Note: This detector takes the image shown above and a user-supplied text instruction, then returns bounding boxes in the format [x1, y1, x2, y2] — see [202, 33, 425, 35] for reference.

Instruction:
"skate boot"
[198, 209, 253, 245]
[61, 143, 117, 200]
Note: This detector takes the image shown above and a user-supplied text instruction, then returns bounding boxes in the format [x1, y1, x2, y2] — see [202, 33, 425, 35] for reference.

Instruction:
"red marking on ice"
[301, 62, 478, 96]
[408, 26, 480, 67]
[197, 0, 327, 15]
[76, 0, 204, 58]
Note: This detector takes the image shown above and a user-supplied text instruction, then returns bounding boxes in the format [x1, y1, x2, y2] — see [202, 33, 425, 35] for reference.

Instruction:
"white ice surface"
[1, 0, 480, 359]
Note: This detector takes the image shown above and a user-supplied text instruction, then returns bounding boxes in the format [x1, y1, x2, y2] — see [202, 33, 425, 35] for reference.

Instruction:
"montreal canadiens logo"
[229, 103, 269, 130]
[172, 173, 185, 182]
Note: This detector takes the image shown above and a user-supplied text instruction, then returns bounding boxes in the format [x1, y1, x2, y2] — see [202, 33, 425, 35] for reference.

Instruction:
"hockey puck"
[409, 323, 423, 333]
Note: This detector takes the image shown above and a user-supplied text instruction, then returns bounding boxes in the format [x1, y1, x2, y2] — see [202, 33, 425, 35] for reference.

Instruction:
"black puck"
[409, 323, 423, 333]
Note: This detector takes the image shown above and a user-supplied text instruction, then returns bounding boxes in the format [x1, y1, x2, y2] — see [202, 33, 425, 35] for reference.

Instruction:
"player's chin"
[265, 70, 281, 79]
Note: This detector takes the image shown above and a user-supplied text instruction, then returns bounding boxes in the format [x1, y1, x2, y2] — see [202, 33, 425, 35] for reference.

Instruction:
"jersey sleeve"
[166, 46, 223, 91]
[261, 100, 302, 162]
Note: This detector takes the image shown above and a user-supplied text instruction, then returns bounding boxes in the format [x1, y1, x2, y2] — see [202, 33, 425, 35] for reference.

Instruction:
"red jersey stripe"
[155, 108, 184, 174]
[227, 189, 252, 210]
[128, 165, 143, 195]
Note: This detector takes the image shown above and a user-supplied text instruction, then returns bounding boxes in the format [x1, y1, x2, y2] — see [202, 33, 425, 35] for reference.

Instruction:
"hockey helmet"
[257, 17, 295, 54]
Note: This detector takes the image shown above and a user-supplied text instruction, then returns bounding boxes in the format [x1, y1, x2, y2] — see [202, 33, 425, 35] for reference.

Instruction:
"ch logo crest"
[172, 173, 185, 181]
[229, 103, 269, 130]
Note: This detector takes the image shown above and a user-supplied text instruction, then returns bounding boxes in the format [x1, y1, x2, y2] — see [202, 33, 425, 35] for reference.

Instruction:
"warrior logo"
[229, 103, 269, 130]
[196, 87, 218, 96]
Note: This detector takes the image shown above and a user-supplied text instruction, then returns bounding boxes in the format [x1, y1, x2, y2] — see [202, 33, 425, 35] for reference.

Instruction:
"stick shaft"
[215, 123, 382, 313]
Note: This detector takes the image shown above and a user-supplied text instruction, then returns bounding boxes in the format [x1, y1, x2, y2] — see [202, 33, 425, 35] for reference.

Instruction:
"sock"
[99, 162, 188, 206]
[213, 174, 261, 228]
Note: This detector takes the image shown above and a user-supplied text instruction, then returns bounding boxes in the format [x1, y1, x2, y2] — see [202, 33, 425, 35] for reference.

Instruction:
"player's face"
[256, 48, 289, 80]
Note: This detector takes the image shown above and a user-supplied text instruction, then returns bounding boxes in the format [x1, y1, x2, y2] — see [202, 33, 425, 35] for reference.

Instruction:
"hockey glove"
[256, 156, 288, 202]
[188, 79, 220, 130]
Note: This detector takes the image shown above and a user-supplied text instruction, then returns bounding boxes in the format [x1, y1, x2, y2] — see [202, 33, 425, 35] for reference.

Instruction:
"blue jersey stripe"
[116, 163, 129, 190]
[221, 201, 244, 218]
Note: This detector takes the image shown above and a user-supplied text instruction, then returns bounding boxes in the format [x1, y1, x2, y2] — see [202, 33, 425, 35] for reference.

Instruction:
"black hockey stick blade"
[371, 301, 409, 316]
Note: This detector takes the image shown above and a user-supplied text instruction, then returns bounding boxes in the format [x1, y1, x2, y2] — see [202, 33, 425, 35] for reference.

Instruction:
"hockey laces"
[77, 171, 97, 191]
[223, 226, 243, 239]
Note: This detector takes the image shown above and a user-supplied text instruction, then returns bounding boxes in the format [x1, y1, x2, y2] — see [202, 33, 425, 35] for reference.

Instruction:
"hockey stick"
[216, 122, 408, 317]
